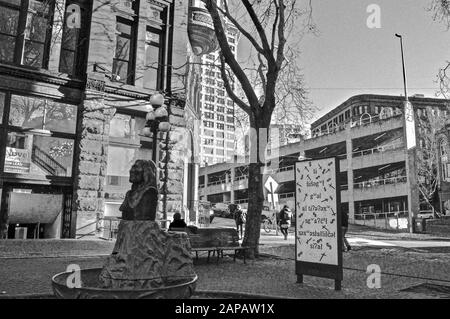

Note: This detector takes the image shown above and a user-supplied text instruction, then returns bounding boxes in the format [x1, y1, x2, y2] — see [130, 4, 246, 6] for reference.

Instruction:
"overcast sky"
[297, 0, 450, 123]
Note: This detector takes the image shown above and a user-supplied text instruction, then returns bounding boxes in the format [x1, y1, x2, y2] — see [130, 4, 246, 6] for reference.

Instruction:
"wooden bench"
[169, 227, 250, 264]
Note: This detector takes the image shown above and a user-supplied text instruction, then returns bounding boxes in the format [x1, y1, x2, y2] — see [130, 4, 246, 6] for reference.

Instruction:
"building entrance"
[0, 183, 73, 239]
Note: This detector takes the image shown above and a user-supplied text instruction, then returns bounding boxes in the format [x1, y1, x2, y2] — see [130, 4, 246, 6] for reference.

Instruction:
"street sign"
[294, 157, 343, 291]
[264, 176, 279, 192]
[265, 176, 279, 235]
[267, 193, 279, 203]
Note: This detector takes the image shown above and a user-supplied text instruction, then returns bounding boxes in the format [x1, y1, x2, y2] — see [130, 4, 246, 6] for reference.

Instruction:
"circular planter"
[52, 268, 197, 299]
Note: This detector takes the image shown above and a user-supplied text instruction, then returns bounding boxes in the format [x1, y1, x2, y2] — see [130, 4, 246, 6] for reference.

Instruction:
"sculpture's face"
[129, 163, 144, 184]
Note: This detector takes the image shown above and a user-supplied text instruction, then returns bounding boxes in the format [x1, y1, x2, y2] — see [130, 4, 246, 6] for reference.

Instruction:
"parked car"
[212, 203, 231, 218]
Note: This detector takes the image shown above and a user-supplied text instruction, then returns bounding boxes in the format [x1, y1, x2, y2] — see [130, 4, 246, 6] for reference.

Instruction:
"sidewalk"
[347, 224, 450, 241]
[1, 225, 450, 298]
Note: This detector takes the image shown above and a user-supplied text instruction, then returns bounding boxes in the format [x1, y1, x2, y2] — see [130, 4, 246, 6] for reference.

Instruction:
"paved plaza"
[1, 224, 450, 299]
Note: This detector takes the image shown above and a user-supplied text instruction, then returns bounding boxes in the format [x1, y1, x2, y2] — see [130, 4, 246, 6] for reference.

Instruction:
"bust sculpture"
[120, 160, 158, 221]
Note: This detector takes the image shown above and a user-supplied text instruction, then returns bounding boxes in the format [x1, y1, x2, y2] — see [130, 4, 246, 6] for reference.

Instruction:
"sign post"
[265, 176, 279, 235]
[295, 157, 343, 291]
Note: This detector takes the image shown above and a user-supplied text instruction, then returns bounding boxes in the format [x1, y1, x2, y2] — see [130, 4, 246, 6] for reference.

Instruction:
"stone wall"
[425, 217, 450, 237]
[72, 76, 114, 237]
[158, 99, 188, 221]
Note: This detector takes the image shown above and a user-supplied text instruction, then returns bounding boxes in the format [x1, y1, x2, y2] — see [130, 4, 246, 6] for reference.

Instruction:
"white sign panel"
[264, 176, 279, 193]
[5, 147, 31, 174]
[295, 158, 339, 266]
[404, 101, 416, 150]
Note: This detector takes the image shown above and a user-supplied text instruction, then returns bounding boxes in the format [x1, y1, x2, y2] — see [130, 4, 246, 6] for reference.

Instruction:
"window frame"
[0, 0, 55, 69]
[58, 0, 91, 77]
[113, 17, 137, 85]
[144, 26, 165, 90]
[0, 90, 79, 180]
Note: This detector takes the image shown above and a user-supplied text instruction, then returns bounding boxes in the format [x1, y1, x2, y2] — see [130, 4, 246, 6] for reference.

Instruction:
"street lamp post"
[142, 93, 171, 163]
[395, 34, 408, 102]
[395, 33, 416, 233]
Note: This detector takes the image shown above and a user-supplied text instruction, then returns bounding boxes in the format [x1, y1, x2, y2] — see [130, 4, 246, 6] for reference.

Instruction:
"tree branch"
[217, 0, 265, 56]
[203, 0, 260, 115]
[218, 55, 252, 115]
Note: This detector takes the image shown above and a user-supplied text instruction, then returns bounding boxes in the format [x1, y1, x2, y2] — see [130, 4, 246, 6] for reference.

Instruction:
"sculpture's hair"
[133, 159, 158, 190]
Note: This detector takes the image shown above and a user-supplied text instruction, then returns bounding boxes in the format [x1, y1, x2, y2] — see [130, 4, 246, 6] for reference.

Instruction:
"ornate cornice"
[0, 64, 84, 89]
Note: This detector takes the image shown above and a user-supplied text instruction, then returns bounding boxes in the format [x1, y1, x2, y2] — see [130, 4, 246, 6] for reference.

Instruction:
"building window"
[8, 94, 77, 134]
[227, 116, 234, 123]
[203, 120, 214, 128]
[217, 89, 225, 96]
[59, 0, 90, 77]
[0, 0, 54, 68]
[205, 86, 214, 94]
[217, 123, 224, 130]
[216, 131, 224, 138]
[205, 95, 215, 102]
[203, 138, 214, 145]
[144, 27, 164, 90]
[204, 112, 214, 119]
[217, 106, 225, 113]
[226, 124, 234, 131]
[217, 114, 224, 122]
[3, 93, 78, 177]
[113, 18, 136, 84]
[204, 103, 214, 111]
[203, 129, 214, 137]
[204, 147, 213, 155]
[227, 108, 233, 115]
[217, 98, 225, 105]
[216, 140, 224, 147]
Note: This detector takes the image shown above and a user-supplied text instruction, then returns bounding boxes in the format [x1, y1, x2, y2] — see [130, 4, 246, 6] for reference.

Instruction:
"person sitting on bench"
[169, 212, 187, 230]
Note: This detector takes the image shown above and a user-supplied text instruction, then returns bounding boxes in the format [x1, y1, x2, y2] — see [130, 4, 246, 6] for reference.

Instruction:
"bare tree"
[416, 107, 449, 217]
[202, 0, 315, 257]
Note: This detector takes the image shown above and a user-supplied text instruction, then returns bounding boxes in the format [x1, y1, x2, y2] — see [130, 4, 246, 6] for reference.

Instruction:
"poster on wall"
[295, 157, 343, 290]
[4, 147, 31, 174]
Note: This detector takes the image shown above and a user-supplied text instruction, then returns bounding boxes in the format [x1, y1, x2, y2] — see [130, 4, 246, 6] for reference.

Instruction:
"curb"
[0, 290, 294, 299]
[0, 254, 109, 260]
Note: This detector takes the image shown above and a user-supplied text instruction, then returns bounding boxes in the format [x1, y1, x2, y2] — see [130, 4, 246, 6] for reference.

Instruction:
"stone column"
[72, 74, 114, 238]
[158, 97, 187, 221]
[346, 126, 355, 222]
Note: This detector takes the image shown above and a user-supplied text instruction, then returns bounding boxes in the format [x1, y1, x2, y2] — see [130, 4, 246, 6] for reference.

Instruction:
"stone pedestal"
[99, 221, 196, 289]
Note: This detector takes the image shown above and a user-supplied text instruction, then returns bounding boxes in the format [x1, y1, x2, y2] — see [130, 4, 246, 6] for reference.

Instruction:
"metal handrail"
[352, 141, 403, 158]
[354, 176, 407, 189]
[310, 113, 402, 139]
[207, 180, 227, 186]
[234, 199, 249, 204]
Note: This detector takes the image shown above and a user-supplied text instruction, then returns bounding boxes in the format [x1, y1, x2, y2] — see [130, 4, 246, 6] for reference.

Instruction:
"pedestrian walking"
[279, 205, 291, 240]
[233, 205, 245, 239]
[342, 210, 352, 251]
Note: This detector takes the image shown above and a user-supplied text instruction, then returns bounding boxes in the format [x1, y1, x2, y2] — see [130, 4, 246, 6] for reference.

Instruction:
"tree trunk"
[241, 114, 271, 258]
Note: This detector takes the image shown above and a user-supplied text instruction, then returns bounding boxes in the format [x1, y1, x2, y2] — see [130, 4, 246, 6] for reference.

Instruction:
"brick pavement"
[0, 243, 448, 298]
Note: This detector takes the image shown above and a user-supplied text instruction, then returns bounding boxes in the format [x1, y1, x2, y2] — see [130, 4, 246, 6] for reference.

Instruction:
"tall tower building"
[198, 24, 239, 166]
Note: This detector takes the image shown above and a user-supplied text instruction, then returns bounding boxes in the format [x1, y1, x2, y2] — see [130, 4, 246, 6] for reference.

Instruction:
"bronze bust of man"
[120, 160, 158, 221]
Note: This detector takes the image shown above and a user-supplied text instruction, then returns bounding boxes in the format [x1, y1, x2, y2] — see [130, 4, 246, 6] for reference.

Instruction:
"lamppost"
[395, 33, 416, 233]
[141, 93, 171, 163]
[395, 34, 408, 102]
